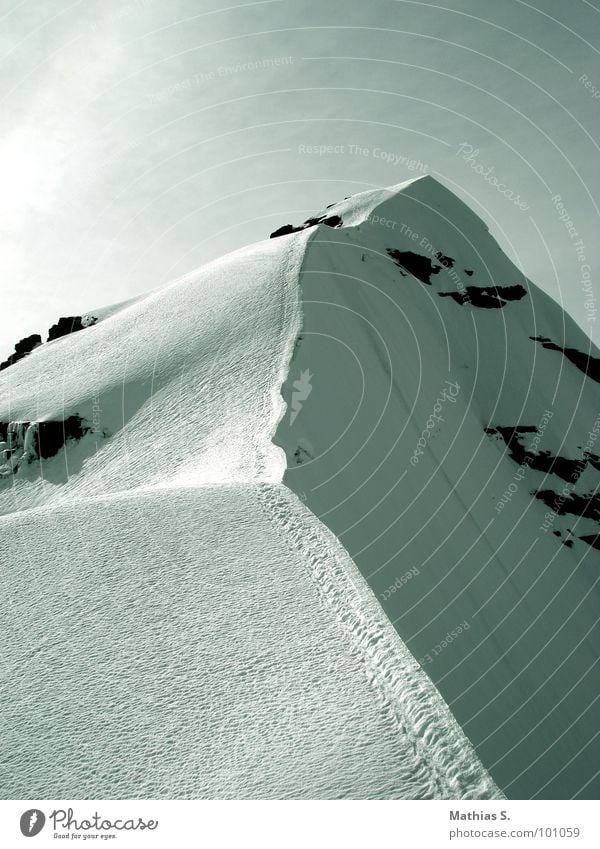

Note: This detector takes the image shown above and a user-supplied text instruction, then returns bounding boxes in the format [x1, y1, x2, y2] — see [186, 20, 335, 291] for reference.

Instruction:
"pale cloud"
[1, 0, 598, 358]
[0, 129, 63, 224]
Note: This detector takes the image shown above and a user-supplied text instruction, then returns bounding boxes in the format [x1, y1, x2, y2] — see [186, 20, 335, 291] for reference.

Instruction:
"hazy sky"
[1, 0, 599, 359]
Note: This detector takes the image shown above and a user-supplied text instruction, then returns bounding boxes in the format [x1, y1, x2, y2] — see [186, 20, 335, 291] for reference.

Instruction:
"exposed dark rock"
[1, 315, 97, 371]
[530, 335, 600, 383]
[47, 315, 97, 342]
[464, 269, 474, 276]
[302, 214, 343, 229]
[0, 334, 42, 371]
[441, 290, 504, 309]
[270, 224, 297, 238]
[387, 249, 442, 285]
[563, 539, 574, 548]
[36, 416, 89, 459]
[534, 489, 600, 521]
[270, 214, 343, 239]
[293, 445, 313, 465]
[580, 534, 600, 551]
[15, 335, 41, 355]
[586, 453, 600, 471]
[440, 285, 527, 309]
[0, 416, 91, 480]
[485, 425, 537, 437]
[485, 425, 589, 482]
[435, 251, 455, 268]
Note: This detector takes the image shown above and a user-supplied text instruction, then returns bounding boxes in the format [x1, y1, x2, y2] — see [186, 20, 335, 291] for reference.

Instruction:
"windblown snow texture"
[274, 175, 600, 800]
[0, 206, 498, 799]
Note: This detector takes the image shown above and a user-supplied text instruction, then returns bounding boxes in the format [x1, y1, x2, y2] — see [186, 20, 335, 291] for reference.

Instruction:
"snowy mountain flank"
[0, 175, 597, 799]
[274, 176, 600, 800]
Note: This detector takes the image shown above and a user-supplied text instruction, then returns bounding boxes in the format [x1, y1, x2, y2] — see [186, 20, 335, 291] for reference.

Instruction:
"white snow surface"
[275, 176, 600, 799]
[0, 485, 494, 799]
[0, 190, 500, 800]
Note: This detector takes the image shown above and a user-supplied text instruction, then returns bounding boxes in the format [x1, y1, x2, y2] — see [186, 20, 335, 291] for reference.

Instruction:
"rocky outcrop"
[440, 284, 527, 309]
[0, 416, 90, 477]
[530, 335, 600, 383]
[387, 249, 443, 285]
[47, 315, 97, 342]
[485, 425, 590, 482]
[0, 314, 98, 373]
[270, 214, 343, 239]
[0, 334, 42, 371]
[535, 489, 600, 522]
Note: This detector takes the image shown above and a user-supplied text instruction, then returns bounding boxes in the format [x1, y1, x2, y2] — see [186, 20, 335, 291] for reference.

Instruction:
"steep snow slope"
[0, 216, 498, 798]
[1, 485, 495, 799]
[274, 175, 600, 799]
[0, 234, 307, 508]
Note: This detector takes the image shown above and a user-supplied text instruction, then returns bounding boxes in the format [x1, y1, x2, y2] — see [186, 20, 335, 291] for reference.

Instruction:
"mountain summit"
[0, 175, 597, 799]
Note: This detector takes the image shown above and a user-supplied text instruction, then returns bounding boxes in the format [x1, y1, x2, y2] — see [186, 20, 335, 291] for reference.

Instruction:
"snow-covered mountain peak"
[289, 176, 488, 264]
[0, 178, 514, 801]
[314, 174, 484, 231]
[1, 175, 598, 798]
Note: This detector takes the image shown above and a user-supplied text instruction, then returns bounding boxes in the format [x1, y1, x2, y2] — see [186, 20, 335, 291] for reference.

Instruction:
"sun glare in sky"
[0, 131, 61, 221]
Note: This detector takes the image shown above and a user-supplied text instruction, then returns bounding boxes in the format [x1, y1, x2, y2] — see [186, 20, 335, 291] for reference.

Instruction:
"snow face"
[0, 191, 499, 800]
[0, 484, 497, 799]
[275, 175, 600, 799]
[0, 233, 308, 513]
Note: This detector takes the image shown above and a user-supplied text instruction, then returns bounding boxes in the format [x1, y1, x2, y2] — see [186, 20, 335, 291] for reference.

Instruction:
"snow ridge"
[258, 202, 500, 797]
[0, 176, 509, 798]
[256, 228, 308, 482]
[256, 483, 502, 799]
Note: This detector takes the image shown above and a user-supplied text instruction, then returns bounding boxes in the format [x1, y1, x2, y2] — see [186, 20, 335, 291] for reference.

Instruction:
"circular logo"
[19, 810, 45, 837]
